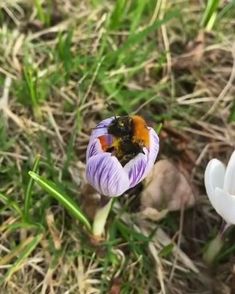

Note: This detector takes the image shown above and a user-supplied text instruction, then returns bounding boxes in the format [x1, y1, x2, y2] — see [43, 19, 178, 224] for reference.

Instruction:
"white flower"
[204, 150, 235, 224]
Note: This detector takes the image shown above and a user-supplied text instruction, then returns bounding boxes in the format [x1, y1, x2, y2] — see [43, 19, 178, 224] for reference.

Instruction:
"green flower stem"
[203, 223, 230, 264]
[203, 232, 223, 264]
[92, 198, 113, 237]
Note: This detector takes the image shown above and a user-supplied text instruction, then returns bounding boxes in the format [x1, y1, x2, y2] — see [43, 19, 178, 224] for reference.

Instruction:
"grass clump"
[0, 0, 235, 293]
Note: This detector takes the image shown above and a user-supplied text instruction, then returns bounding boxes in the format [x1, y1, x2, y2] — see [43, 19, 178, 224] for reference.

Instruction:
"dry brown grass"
[0, 0, 235, 293]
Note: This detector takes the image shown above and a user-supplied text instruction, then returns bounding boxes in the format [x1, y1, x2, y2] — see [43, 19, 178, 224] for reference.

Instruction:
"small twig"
[160, 0, 172, 76]
[149, 242, 166, 294]
[0, 76, 11, 110]
[2, 5, 20, 26]
[79, 57, 105, 107]
[169, 205, 185, 282]
[45, 106, 65, 146]
[0, 76, 26, 129]
[149, 0, 162, 25]
[0, 151, 28, 160]
[91, 13, 107, 54]
[203, 43, 235, 118]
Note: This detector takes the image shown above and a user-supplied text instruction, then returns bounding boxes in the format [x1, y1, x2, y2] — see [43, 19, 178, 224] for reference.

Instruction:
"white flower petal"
[213, 187, 235, 224]
[223, 150, 235, 195]
[204, 158, 225, 206]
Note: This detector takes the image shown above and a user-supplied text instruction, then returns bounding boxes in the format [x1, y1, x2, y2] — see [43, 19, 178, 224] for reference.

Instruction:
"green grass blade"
[0, 234, 43, 285]
[130, 0, 147, 32]
[4, 222, 44, 233]
[33, 0, 51, 25]
[217, 0, 235, 19]
[106, 10, 178, 62]
[159, 243, 174, 258]
[200, 0, 219, 30]
[22, 64, 42, 119]
[34, 0, 46, 24]
[24, 154, 41, 221]
[0, 192, 22, 216]
[229, 100, 235, 122]
[156, 123, 163, 134]
[0, 236, 37, 266]
[57, 30, 73, 78]
[23, 65, 37, 108]
[109, 0, 127, 30]
[28, 171, 91, 231]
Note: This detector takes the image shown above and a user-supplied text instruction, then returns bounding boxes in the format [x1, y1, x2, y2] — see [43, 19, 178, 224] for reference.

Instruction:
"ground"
[0, 1, 235, 293]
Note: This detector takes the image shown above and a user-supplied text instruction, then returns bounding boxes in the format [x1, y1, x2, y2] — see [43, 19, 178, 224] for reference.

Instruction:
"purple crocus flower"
[86, 116, 159, 197]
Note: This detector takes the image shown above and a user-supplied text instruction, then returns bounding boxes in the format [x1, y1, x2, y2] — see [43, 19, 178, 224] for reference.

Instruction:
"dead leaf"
[69, 161, 86, 186]
[109, 278, 121, 294]
[135, 207, 168, 222]
[160, 121, 198, 172]
[141, 160, 195, 211]
[80, 183, 101, 220]
[172, 30, 205, 70]
[46, 210, 62, 250]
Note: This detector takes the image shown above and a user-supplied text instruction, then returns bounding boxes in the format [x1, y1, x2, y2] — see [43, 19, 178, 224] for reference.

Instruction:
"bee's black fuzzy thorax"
[107, 116, 134, 137]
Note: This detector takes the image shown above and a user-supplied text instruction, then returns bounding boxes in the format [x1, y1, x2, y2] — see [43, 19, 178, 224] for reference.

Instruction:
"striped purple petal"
[90, 117, 115, 139]
[123, 127, 159, 188]
[86, 134, 113, 161]
[86, 153, 130, 196]
[143, 127, 159, 176]
[124, 151, 148, 188]
[86, 117, 159, 197]
[86, 138, 102, 160]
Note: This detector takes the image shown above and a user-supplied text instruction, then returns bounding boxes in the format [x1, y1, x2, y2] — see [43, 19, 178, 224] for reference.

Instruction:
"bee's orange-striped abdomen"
[98, 135, 113, 151]
[132, 115, 150, 148]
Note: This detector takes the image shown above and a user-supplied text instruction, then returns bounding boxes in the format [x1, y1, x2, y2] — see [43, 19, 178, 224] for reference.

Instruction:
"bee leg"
[140, 149, 145, 154]
[106, 146, 115, 153]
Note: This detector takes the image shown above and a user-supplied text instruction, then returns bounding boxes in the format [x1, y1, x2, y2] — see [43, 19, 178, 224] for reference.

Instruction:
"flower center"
[98, 135, 145, 166]
[97, 115, 150, 166]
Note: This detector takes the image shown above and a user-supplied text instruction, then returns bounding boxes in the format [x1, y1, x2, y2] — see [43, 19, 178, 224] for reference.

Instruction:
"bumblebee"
[106, 115, 150, 165]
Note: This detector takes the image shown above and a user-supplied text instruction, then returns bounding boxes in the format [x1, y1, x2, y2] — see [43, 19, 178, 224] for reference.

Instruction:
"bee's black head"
[108, 116, 133, 137]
